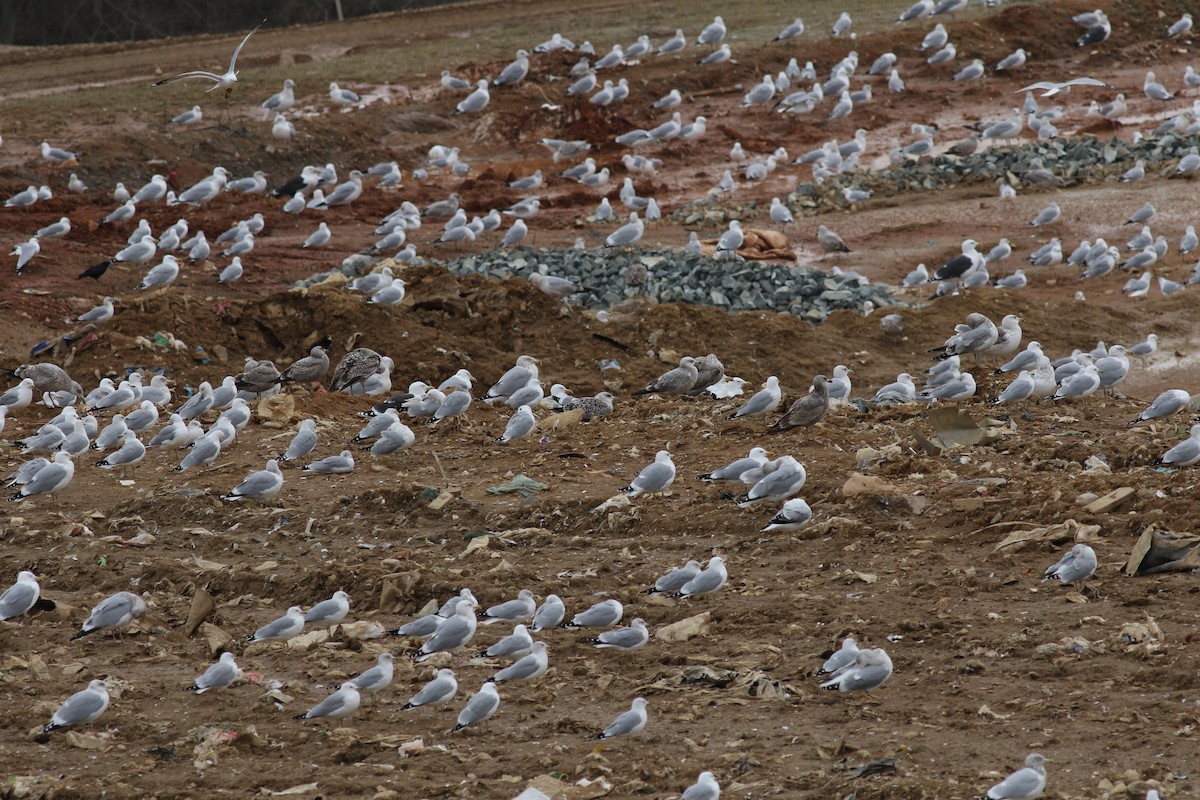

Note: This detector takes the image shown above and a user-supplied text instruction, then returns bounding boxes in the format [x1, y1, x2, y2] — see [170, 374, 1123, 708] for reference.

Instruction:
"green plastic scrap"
[485, 474, 548, 497]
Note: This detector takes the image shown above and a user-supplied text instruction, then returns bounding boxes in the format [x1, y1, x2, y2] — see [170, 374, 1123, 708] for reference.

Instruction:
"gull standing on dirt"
[247, 606, 305, 644]
[762, 498, 813, 531]
[452, 683, 500, 732]
[676, 556, 728, 598]
[303, 591, 351, 626]
[221, 460, 284, 501]
[277, 345, 330, 386]
[11, 239, 39, 274]
[728, 377, 782, 419]
[343, 652, 394, 702]
[487, 355, 538, 400]
[403, 668, 458, 710]
[739, 456, 807, 506]
[261, 78, 295, 115]
[1168, 12, 1194, 37]
[635, 357, 697, 395]
[480, 589, 536, 625]
[96, 431, 146, 471]
[1143, 71, 1174, 102]
[565, 599, 623, 629]
[415, 603, 478, 661]
[817, 637, 860, 675]
[820, 647, 893, 692]
[296, 684, 360, 720]
[43, 680, 109, 733]
[531, 594, 565, 631]
[647, 560, 701, 595]
[586, 618, 650, 650]
[1130, 389, 1191, 425]
[486, 641, 549, 684]
[980, 754, 1047, 800]
[154, 23, 261, 93]
[302, 450, 355, 474]
[36, 217, 71, 239]
[817, 225, 850, 257]
[455, 80, 490, 114]
[770, 197, 793, 223]
[9, 450, 74, 501]
[623, 450, 676, 497]
[1156, 424, 1200, 467]
[500, 405, 536, 443]
[493, 50, 530, 86]
[697, 16, 726, 46]
[0, 378, 36, 410]
[172, 105, 203, 124]
[680, 772, 721, 800]
[1043, 544, 1097, 584]
[302, 222, 331, 248]
[190, 652, 242, 693]
[441, 70, 471, 91]
[769, 376, 829, 432]
[40, 141, 76, 162]
[72, 591, 146, 640]
[482, 624, 534, 659]
[699, 448, 767, 483]
[592, 697, 648, 739]
[329, 348, 383, 393]
[329, 82, 360, 107]
[996, 48, 1027, 71]
[0, 570, 40, 621]
[280, 419, 318, 461]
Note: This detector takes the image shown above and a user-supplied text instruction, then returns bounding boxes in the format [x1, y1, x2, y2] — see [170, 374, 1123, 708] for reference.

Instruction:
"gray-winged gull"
[592, 697, 648, 739]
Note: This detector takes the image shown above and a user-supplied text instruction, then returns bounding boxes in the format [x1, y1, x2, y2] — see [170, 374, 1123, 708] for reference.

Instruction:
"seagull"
[1168, 13, 1193, 37]
[1015, 77, 1108, 97]
[154, 22, 263, 93]
[981, 754, 1047, 800]
[261, 78, 295, 116]
[40, 142, 76, 162]
[592, 697, 648, 739]
[172, 105, 203, 125]
[455, 80, 490, 114]
[996, 48, 1027, 71]
[696, 16, 726, 46]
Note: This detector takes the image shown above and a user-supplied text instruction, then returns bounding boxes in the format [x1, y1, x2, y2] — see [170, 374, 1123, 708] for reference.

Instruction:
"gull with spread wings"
[154, 22, 264, 95]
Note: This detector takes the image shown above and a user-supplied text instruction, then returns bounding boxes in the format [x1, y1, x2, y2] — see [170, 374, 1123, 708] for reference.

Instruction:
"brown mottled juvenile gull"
[817, 225, 850, 257]
[688, 353, 725, 393]
[277, 345, 329, 386]
[561, 391, 615, 420]
[635, 357, 698, 396]
[14, 363, 84, 397]
[768, 375, 829, 432]
[235, 359, 281, 393]
[329, 348, 383, 392]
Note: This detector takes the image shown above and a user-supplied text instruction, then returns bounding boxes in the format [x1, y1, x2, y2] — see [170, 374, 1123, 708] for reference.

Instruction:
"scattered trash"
[485, 475, 548, 496]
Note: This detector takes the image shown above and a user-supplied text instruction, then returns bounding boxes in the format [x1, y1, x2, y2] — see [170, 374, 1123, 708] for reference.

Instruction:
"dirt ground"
[1, 1, 1200, 798]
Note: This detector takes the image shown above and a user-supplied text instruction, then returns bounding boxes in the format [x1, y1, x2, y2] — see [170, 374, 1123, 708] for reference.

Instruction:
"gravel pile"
[438, 247, 896, 322]
[296, 249, 897, 323]
[786, 133, 1200, 215]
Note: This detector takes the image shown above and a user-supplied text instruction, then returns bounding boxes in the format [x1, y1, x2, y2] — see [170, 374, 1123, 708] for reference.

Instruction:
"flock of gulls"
[0, 0, 1195, 797]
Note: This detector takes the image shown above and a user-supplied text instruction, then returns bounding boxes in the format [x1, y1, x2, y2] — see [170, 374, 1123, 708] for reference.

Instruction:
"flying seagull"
[1014, 77, 1108, 97]
[154, 22, 264, 93]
